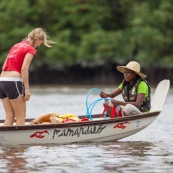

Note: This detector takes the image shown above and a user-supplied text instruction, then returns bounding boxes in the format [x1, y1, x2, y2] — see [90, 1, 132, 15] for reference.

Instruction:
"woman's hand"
[100, 91, 107, 98]
[24, 89, 31, 101]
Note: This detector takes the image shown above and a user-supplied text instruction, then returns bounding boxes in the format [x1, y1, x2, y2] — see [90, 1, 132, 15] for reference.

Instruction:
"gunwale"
[0, 111, 160, 131]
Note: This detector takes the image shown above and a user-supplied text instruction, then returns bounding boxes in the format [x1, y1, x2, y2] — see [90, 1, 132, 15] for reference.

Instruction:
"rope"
[85, 88, 111, 120]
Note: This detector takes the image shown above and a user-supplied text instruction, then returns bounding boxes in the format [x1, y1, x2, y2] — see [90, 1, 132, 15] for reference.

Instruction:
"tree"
[0, 0, 173, 69]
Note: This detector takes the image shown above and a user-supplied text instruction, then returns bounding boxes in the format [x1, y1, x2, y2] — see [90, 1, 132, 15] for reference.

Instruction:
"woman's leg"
[1, 98, 15, 126]
[11, 96, 26, 126]
[123, 104, 141, 116]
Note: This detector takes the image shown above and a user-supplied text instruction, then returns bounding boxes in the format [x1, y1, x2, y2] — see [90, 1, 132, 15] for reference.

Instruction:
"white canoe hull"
[0, 111, 160, 145]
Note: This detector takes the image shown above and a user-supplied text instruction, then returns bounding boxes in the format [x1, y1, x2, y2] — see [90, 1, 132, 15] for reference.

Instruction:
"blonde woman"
[0, 28, 55, 126]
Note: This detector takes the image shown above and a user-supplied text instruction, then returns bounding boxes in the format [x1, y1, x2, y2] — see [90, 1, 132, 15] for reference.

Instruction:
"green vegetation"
[0, 0, 173, 69]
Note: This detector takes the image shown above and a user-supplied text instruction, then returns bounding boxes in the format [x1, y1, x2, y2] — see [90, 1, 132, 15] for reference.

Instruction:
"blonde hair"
[27, 28, 55, 47]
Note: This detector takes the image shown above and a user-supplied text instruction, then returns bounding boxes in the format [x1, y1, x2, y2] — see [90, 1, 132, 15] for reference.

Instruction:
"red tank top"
[3, 40, 36, 73]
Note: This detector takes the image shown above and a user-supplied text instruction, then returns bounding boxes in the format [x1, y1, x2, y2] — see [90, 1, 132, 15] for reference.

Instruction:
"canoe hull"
[0, 111, 160, 145]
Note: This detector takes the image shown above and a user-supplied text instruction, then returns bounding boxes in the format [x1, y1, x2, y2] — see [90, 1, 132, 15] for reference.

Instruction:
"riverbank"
[30, 63, 173, 86]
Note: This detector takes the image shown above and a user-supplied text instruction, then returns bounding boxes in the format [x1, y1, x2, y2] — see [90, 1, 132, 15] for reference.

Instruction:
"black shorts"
[0, 77, 25, 100]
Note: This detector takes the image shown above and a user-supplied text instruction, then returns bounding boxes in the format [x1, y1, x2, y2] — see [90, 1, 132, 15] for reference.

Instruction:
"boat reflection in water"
[0, 147, 28, 173]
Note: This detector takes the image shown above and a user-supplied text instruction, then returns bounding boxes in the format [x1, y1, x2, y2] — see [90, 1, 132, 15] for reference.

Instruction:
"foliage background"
[0, 0, 173, 84]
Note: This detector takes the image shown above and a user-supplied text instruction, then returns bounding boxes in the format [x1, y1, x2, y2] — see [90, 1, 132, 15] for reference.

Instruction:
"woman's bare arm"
[111, 93, 145, 108]
[21, 53, 34, 101]
[100, 88, 122, 98]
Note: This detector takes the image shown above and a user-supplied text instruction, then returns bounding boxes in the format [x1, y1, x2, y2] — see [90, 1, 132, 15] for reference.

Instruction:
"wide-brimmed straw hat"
[116, 61, 146, 78]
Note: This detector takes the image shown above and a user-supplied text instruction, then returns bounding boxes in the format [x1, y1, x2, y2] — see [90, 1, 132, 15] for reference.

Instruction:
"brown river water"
[0, 85, 173, 173]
